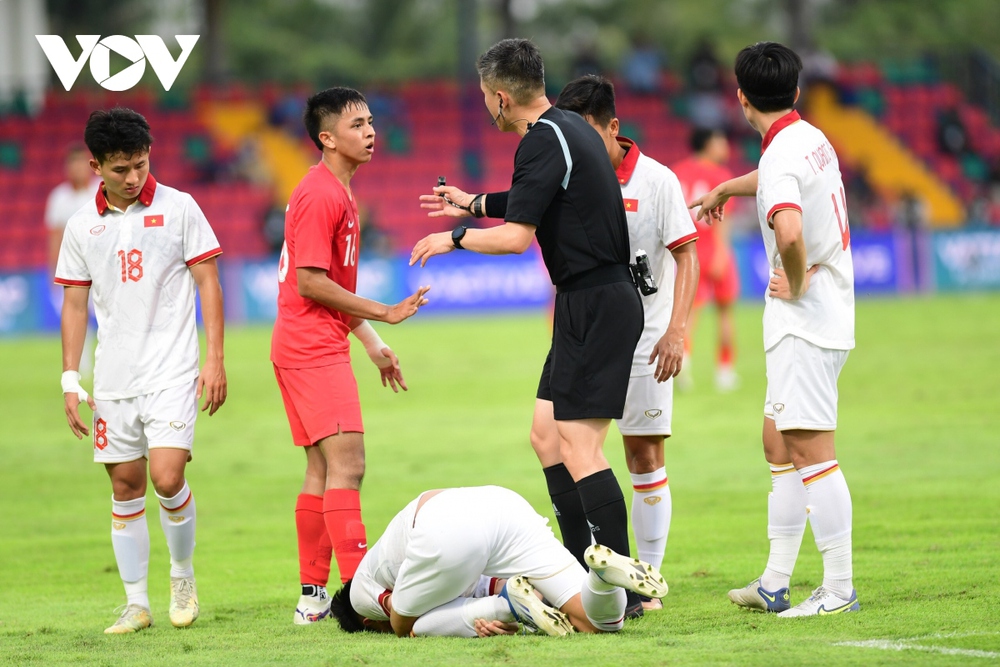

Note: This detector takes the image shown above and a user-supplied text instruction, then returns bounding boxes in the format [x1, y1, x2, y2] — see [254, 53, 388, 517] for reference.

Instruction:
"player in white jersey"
[690, 42, 858, 617]
[548, 76, 698, 611]
[329, 486, 668, 638]
[55, 108, 227, 633]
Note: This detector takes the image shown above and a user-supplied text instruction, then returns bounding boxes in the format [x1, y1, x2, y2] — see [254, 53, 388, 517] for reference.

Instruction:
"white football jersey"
[616, 139, 698, 376]
[54, 176, 221, 399]
[756, 111, 855, 351]
[44, 179, 102, 230]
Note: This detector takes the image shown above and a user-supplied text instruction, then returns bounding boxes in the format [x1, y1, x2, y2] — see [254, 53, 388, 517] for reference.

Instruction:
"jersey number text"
[117, 249, 144, 282]
[831, 187, 851, 251]
[344, 234, 357, 267]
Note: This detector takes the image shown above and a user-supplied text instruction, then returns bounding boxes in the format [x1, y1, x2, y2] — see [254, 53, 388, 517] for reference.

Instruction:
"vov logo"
[35, 35, 199, 91]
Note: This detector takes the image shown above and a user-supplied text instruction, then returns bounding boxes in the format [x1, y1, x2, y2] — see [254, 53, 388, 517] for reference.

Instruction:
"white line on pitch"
[835, 640, 1000, 659]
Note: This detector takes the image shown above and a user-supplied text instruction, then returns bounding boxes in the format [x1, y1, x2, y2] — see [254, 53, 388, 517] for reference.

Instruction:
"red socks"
[323, 489, 368, 583]
[719, 342, 734, 366]
[295, 494, 332, 586]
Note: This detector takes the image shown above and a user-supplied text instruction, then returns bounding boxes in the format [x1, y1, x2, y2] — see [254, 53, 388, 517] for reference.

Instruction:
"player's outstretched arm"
[650, 241, 699, 382]
[689, 169, 759, 223]
[299, 267, 430, 324]
[191, 258, 227, 415]
[61, 286, 95, 439]
[350, 319, 407, 392]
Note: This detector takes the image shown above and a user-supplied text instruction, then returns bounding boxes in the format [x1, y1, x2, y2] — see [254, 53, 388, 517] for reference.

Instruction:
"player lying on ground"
[328, 486, 668, 637]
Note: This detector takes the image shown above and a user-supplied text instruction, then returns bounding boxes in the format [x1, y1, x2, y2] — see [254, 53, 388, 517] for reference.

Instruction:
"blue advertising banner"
[733, 230, 905, 299]
[404, 248, 553, 313]
[932, 229, 1000, 290]
[0, 271, 39, 334]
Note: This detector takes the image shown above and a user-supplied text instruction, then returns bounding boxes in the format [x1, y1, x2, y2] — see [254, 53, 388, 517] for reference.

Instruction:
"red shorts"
[695, 237, 740, 307]
[273, 363, 364, 446]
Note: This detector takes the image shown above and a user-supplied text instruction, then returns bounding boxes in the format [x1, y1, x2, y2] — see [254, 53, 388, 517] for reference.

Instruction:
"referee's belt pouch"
[556, 264, 633, 293]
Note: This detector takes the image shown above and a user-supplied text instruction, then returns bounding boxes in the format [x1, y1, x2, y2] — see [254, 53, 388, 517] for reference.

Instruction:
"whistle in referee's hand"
[438, 176, 446, 195]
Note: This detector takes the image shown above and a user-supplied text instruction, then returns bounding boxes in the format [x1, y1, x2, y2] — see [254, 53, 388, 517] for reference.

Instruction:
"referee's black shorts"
[537, 278, 643, 421]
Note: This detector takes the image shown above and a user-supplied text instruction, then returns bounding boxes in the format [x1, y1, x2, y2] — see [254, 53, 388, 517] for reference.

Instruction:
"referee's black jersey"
[504, 107, 631, 286]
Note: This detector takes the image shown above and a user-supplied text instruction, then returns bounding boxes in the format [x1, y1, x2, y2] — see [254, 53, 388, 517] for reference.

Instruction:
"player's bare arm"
[474, 618, 521, 637]
[771, 208, 809, 299]
[418, 185, 479, 219]
[689, 169, 759, 223]
[190, 258, 227, 415]
[409, 222, 535, 267]
[649, 241, 699, 382]
[61, 285, 95, 439]
[350, 319, 407, 392]
[297, 267, 430, 324]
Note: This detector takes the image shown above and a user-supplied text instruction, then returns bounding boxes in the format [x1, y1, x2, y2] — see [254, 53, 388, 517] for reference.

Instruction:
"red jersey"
[271, 163, 361, 368]
[671, 156, 734, 241]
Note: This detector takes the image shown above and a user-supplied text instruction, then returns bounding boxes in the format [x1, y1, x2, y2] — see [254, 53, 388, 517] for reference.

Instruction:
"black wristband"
[472, 194, 485, 218]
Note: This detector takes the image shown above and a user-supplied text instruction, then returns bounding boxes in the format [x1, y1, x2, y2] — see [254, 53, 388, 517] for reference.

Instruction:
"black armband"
[484, 191, 509, 219]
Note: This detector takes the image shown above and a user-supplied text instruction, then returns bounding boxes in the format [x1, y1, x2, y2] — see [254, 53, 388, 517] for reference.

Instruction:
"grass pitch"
[2, 294, 999, 666]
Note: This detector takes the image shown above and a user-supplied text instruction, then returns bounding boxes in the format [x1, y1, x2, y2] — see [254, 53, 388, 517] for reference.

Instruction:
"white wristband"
[61, 370, 90, 402]
[352, 321, 389, 364]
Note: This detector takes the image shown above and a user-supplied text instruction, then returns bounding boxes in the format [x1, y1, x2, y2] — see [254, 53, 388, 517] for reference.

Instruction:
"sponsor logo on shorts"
[773, 403, 785, 414]
[112, 521, 126, 530]
[644, 409, 662, 419]
[90, 224, 106, 236]
[169, 421, 187, 431]
[168, 515, 185, 523]
[643, 496, 662, 506]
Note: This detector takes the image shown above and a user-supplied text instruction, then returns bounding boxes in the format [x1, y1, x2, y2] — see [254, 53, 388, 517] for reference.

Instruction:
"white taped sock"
[761, 463, 807, 591]
[800, 460, 854, 598]
[157, 482, 196, 578]
[629, 468, 671, 570]
[111, 495, 150, 609]
[583, 570, 626, 631]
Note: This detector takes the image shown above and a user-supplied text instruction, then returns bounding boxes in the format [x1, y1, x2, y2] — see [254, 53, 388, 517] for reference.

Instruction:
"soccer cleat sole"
[506, 576, 576, 636]
[585, 544, 669, 599]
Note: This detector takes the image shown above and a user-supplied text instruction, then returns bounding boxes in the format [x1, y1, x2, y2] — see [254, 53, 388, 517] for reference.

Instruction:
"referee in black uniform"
[411, 38, 644, 607]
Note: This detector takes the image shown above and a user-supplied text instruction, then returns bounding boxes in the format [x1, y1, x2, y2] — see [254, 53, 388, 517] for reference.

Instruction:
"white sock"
[629, 468, 671, 571]
[583, 570, 626, 632]
[157, 482, 196, 579]
[800, 460, 854, 599]
[111, 496, 150, 609]
[411, 596, 513, 637]
[761, 463, 807, 592]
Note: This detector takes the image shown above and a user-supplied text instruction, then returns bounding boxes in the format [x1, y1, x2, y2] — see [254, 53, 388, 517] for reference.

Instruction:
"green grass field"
[2, 294, 999, 666]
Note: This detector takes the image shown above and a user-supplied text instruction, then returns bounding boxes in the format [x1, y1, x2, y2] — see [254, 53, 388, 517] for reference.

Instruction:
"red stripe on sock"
[633, 478, 668, 491]
[160, 490, 192, 512]
[802, 463, 839, 485]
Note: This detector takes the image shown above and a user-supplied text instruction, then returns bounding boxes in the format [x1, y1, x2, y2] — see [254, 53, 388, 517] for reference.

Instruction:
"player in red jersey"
[270, 87, 430, 625]
[672, 128, 741, 391]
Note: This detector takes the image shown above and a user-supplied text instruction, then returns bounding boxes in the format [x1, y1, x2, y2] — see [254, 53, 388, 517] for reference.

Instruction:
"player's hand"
[64, 391, 96, 439]
[649, 326, 685, 382]
[386, 286, 431, 324]
[419, 186, 474, 218]
[474, 618, 521, 637]
[689, 187, 729, 224]
[769, 265, 819, 301]
[197, 357, 228, 416]
[371, 346, 408, 392]
[410, 232, 456, 267]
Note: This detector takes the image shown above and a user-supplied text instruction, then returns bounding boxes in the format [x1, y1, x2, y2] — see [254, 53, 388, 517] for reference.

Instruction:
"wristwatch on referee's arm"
[451, 225, 467, 249]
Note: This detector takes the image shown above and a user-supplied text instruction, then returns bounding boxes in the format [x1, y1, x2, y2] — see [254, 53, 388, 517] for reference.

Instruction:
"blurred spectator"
[262, 200, 286, 254]
[896, 191, 928, 230]
[45, 143, 99, 273]
[686, 38, 727, 130]
[571, 41, 602, 79]
[268, 93, 306, 136]
[620, 33, 663, 94]
[937, 108, 969, 157]
[359, 205, 393, 257]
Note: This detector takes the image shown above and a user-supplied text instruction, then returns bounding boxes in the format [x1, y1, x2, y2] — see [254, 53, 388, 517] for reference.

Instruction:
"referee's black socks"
[575, 468, 630, 560]
[542, 463, 591, 568]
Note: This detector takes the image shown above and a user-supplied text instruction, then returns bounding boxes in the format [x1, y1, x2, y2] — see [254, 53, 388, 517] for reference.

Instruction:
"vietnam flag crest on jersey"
[144, 215, 164, 228]
[623, 198, 639, 212]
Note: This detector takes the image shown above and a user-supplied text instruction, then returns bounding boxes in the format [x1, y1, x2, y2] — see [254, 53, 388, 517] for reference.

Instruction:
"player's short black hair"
[83, 108, 153, 164]
[734, 42, 802, 113]
[477, 38, 545, 105]
[303, 87, 368, 151]
[690, 127, 727, 153]
[555, 75, 617, 128]
[330, 580, 372, 634]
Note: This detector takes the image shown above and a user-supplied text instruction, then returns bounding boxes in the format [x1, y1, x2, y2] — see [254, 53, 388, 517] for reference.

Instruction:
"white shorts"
[616, 373, 672, 436]
[764, 335, 849, 431]
[92, 379, 198, 463]
[391, 486, 584, 618]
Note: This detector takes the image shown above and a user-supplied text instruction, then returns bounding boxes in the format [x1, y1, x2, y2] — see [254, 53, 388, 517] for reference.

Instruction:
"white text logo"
[35, 35, 199, 91]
